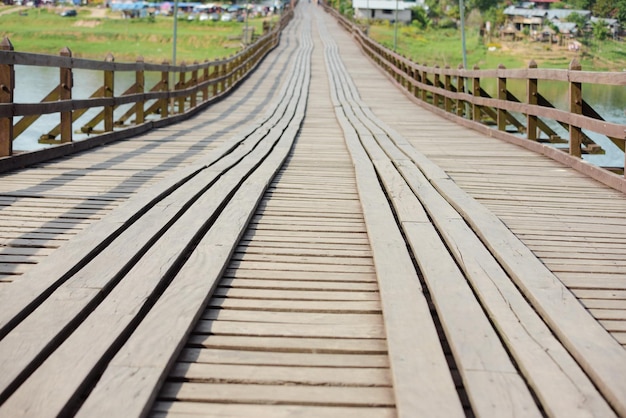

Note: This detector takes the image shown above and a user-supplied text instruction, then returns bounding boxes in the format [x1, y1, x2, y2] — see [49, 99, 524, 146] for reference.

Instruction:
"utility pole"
[393, 0, 398, 51]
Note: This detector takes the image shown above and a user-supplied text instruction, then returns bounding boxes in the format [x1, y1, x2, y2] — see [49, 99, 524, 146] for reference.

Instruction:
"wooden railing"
[0, 10, 293, 162]
[324, 5, 626, 190]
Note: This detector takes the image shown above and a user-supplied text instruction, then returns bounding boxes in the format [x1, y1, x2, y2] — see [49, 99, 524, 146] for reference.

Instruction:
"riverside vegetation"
[0, 3, 624, 70]
[0, 5, 273, 63]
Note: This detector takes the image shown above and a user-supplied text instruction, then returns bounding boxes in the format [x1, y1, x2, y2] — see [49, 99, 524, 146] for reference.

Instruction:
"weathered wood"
[0, 37, 15, 157]
[569, 59, 583, 157]
[324, 30, 465, 417]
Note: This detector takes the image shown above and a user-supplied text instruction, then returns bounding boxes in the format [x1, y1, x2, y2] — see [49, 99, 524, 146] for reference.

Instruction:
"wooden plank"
[223, 268, 377, 282]
[1, 78, 308, 416]
[213, 287, 379, 301]
[433, 176, 626, 416]
[159, 383, 395, 406]
[152, 402, 396, 418]
[326, 52, 464, 418]
[196, 320, 384, 339]
[209, 297, 381, 313]
[217, 278, 379, 291]
[169, 363, 392, 386]
[177, 348, 389, 368]
[73, 36, 314, 418]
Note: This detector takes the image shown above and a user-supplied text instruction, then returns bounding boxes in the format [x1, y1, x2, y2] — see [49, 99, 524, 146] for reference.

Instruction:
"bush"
[437, 17, 457, 29]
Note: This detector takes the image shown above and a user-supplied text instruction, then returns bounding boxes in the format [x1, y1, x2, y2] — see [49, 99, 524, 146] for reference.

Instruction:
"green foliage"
[0, 8, 273, 62]
[592, 19, 609, 40]
[561, 0, 594, 8]
[566, 12, 588, 28]
[437, 18, 457, 29]
[468, 0, 498, 12]
[617, 0, 626, 22]
[482, 7, 506, 28]
[592, 0, 614, 18]
[410, 6, 430, 29]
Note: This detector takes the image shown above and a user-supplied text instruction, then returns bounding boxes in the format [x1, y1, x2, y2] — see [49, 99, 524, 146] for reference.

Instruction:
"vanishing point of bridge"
[1, 4, 626, 417]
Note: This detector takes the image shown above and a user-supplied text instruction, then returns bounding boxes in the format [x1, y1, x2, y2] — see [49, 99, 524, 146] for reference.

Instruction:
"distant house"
[503, 5, 592, 39]
[503, 6, 546, 32]
[590, 16, 621, 38]
[351, 0, 423, 24]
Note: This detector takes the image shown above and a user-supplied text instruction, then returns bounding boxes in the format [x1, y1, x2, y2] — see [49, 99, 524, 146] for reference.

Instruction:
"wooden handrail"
[0, 9, 294, 158]
[323, 5, 626, 182]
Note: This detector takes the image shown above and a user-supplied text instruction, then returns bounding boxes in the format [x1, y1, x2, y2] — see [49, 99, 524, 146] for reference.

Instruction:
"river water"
[12, 65, 161, 151]
[11, 66, 626, 168]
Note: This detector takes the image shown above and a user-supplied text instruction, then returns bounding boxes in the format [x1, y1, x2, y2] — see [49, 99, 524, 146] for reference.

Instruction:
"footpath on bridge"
[0, 3, 626, 418]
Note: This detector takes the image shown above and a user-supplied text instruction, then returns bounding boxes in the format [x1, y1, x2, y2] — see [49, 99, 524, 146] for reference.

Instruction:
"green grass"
[1, 7, 272, 63]
[368, 22, 626, 71]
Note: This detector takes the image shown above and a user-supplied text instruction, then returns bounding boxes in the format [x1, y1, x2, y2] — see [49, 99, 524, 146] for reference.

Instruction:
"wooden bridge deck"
[1, 4, 626, 418]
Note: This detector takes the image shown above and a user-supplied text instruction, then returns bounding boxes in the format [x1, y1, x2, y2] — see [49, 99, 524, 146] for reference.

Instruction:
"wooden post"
[433, 65, 440, 109]
[190, 61, 198, 109]
[59, 47, 73, 143]
[497, 64, 506, 131]
[413, 65, 421, 99]
[211, 63, 218, 98]
[160, 60, 169, 118]
[218, 60, 225, 94]
[421, 66, 428, 103]
[527, 60, 538, 141]
[177, 61, 186, 114]
[568, 59, 582, 157]
[407, 66, 414, 96]
[104, 53, 114, 133]
[444, 65, 452, 113]
[472, 65, 481, 122]
[135, 56, 145, 124]
[0, 37, 15, 157]
[202, 60, 209, 102]
[457, 64, 464, 118]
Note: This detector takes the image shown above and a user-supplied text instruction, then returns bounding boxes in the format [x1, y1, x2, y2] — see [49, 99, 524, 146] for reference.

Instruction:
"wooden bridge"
[1, 4, 626, 417]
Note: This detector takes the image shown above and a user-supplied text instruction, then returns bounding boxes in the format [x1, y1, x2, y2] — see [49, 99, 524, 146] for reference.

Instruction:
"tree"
[592, 19, 609, 40]
[616, 0, 626, 22]
[424, 0, 442, 25]
[562, 0, 595, 9]
[468, 0, 498, 12]
[411, 6, 430, 29]
[593, 0, 614, 18]
[566, 12, 588, 27]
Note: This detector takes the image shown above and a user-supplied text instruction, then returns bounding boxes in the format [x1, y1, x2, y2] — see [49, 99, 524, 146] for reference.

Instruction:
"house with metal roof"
[351, 0, 423, 23]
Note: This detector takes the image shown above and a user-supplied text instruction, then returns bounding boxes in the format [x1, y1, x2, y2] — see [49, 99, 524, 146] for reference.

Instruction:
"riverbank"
[368, 24, 625, 72]
[0, 5, 275, 63]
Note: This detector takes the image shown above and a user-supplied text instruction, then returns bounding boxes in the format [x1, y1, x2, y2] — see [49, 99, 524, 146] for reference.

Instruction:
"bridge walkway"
[0, 4, 625, 418]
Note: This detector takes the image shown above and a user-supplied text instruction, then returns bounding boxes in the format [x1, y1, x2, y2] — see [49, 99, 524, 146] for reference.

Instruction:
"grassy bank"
[369, 22, 626, 72]
[2, 6, 624, 71]
[1, 6, 272, 63]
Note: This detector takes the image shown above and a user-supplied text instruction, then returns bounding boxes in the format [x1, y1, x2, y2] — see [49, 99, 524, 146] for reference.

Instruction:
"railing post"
[497, 64, 506, 132]
[104, 53, 115, 133]
[190, 61, 198, 109]
[211, 62, 218, 98]
[413, 65, 421, 99]
[421, 65, 428, 103]
[0, 37, 15, 157]
[456, 64, 464, 118]
[527, 60, 538, 141]
[135, 56, 145, 124]
[160, 60, 169, 118]
[177, 61, 186, 114]
[219, 60, 225, 94]
[59, 47, 73, 143]
[444, 65, 452, 113]
[569, 59, 583, 157]
[202, 60, 209, 102]
[472, 65, 481, 122]
[433, 65, 440, 109]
